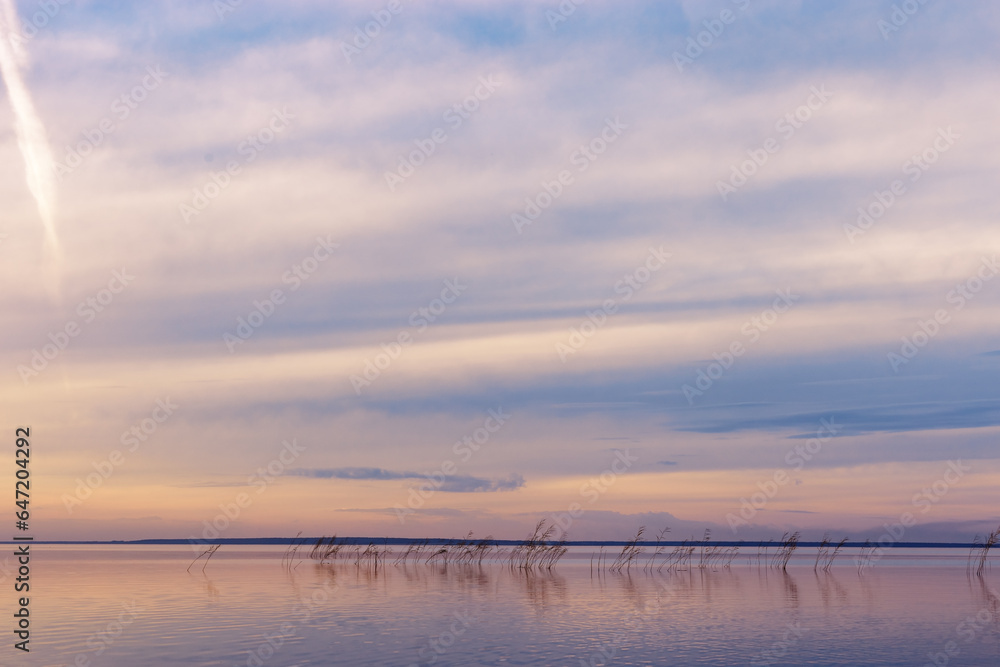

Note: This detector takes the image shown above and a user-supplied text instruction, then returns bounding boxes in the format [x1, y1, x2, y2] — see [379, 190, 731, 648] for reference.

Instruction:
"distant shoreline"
[0, 538, 982, 548]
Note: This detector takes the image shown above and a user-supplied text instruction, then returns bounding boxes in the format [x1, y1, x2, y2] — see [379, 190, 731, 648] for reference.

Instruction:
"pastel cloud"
[1, 0, 998, 542]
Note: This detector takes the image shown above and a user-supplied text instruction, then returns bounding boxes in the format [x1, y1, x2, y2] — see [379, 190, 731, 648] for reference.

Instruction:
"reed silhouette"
[967, 524, 1000, 576]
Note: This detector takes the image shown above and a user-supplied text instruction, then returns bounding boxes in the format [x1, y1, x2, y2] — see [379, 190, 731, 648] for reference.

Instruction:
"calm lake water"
[11, 545, 1000, 666]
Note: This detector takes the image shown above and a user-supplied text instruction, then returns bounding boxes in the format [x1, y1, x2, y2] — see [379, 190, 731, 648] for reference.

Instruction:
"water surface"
[15, 545, 1000, 665]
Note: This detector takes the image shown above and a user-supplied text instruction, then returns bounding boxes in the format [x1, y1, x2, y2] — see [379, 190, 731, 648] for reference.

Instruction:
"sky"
[2, 0, 999, 544]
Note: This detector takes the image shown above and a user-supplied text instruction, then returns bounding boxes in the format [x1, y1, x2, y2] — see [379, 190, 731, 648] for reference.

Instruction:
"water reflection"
[25, 547, 1000, 666]
[814, 570, 849, 608]
[781, 569, 800, 608]
[292, 560, 573, 613]
[277, 556, 913, 623]
[188, 571, 220, 601]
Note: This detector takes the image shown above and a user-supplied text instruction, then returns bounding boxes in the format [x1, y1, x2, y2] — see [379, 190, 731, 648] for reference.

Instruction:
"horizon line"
[2, 537, 987, 549]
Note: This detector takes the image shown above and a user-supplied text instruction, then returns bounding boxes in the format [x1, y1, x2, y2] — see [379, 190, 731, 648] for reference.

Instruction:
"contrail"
[0, 0, 59, 253]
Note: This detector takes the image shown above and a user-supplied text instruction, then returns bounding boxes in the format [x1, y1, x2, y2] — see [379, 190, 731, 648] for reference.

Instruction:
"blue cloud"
[288, 468, 525, 492]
